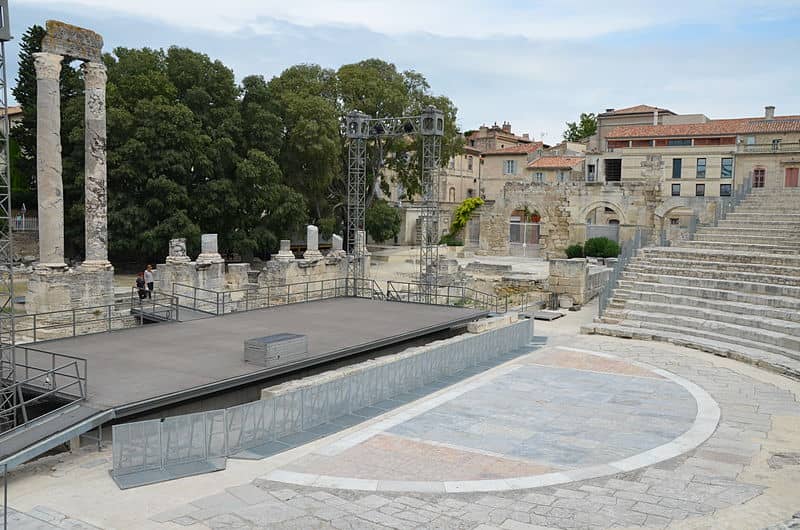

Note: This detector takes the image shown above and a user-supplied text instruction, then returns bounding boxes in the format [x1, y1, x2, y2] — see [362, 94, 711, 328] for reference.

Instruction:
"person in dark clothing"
[136, 272, 147, 300]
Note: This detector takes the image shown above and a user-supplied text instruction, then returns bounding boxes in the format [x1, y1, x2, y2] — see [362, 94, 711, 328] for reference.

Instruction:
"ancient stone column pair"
[34, 52, 108, 269]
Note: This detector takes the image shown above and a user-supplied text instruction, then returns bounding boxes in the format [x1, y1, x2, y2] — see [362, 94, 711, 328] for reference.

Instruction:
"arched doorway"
[509, 208, 540, 257]
[584, 205, 622, 242]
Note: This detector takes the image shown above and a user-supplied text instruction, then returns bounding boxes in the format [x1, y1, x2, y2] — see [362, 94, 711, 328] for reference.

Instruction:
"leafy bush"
[365, 199, 401, 243]
[565, 244, 584, 259]
[584, 237, 620, 258]
[448, 197, 484, 237]
[439, 233, 464, 246]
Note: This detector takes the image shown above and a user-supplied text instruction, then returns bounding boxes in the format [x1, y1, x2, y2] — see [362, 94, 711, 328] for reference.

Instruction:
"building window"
[745, 136, 756, 145]
[503, 160, 517, 175]
[696, 158, 706, 178]
[671, 183, 681, 196]
[534, 172, 544, 183]
[468, 156, 473, 171]
[720, 183, 732, 196]
[448, 158, 455, 169]
[448, 187, 456, 202]
[467, 188, 474, 197]
[670, 218, 680, 225]
[695, 183, 705, 197]
[772, 139, 782, 152]
[672, 159, 682, 179]
[721, 158, 733, 178]
[753, 168, 765, 188]
[557, 171, 566, 183]
[667, 138, 692, 146]
[587, 164, 596, 182]
[605, 159, 622, 182]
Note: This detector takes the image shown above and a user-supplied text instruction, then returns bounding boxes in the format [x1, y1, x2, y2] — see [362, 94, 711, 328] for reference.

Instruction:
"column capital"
[33, 52, 63, 80]
[81, 61, 107, 87]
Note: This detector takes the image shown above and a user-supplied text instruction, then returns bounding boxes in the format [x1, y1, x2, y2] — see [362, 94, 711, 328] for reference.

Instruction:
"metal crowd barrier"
[112, 319, 534, 488]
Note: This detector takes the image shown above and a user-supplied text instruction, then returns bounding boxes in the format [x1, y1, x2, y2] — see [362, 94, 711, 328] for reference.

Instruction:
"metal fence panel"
[162, 412, 206, 467]
[112, 420, 162, 476]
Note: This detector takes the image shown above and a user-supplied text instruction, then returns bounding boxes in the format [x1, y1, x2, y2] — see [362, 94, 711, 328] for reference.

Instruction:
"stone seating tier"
[583, 187, 800, 380]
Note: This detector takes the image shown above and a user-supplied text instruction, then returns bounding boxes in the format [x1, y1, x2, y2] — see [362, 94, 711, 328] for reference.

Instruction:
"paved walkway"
[5, 302, 800, 529]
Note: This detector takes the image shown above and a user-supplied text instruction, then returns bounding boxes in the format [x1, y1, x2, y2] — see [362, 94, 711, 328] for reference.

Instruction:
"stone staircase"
[583, 188, 800, 380]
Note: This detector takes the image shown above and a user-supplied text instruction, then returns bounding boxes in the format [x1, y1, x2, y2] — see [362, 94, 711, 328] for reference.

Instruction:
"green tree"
[365, 199, 401, 243]
[563, 112, 597, 142]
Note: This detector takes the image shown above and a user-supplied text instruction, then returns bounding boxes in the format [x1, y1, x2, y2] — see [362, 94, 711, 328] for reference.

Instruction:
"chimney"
[765, 105, 775, 120]
[653, 110, 658, 125]
[522, 133, 530, 140]
[502, 121, 512, 133]
[605, 108, 615, 113]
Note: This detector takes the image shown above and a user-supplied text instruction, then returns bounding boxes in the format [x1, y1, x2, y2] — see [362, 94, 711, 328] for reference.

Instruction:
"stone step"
[716, 220, 800, 230]
[641, 257, 800, 278]
[609, 288, 800, 324]
[733, 207, 800, 213]
[698, 227, 797, 237]
[726, 212, 800, 221]
[581, 323, 800, 381]
[620, 272, 800, 298]
[691, 233, 800, 247]
[620, 313, 800, 358]
[640, 247, 800, 267]
[615, 279, 800, 310]
[605, 300, 800, 339]
[675, 240, 800, 254]
[625, 263, 800, 286]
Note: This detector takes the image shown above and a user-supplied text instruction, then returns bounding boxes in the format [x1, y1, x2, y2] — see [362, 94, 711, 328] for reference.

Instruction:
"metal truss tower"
[0, 0, 14, 435]
[344, 107, 445, 295]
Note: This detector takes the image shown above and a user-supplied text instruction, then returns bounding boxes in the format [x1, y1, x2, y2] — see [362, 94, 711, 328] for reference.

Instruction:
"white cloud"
[16, 0, 794, 41]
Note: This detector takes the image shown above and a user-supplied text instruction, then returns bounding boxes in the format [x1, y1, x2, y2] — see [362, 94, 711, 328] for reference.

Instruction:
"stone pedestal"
[166, 238, 191, 264]
[26, 265, 114, 314]
[34, 52, 66, 268]
[303, 225, 323, 260]
[197, 233, 224, 265]
[356, 230, 371, 276]
[329, 234, 346, 258]
[275, 239, 295, 262]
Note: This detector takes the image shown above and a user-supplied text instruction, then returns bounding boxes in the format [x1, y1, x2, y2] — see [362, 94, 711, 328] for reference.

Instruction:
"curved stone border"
[264, 347, 721, 493]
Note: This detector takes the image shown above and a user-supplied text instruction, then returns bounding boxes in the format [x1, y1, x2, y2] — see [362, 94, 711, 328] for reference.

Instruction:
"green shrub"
[584, 237, 620, 258]
[439, 233, 464, 246]
[565, 244, 584, 259]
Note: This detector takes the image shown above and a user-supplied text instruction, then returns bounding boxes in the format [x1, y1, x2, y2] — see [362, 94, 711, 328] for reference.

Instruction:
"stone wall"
[547, 258, 612, 307]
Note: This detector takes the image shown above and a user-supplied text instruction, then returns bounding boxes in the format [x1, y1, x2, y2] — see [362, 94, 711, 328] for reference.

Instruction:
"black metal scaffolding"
[344, 106, 444, 297]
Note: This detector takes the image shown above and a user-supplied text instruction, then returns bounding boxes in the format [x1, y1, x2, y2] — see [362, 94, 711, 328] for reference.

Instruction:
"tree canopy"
[11, 27, 463, 264]
[563, 112, 597, 142]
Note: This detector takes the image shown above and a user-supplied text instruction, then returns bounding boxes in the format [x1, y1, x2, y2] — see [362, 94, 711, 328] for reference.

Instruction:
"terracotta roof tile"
[607, 115, 800, 139]
[482, 142, 543, 156]
[527, 156, 584, 169]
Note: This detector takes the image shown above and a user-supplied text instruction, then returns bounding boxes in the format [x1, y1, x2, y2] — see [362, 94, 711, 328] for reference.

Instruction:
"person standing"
[135, 272, 147, 300]
[144, 265, 155, 299]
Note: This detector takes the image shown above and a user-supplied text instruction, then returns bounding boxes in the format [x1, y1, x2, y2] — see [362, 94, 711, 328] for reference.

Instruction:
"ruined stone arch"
[654, 197, 702, 220]
[579, 201, 627, 225]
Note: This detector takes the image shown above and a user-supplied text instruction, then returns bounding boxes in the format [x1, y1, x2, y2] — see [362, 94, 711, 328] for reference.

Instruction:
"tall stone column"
[82, 61, 110, 267]
[34, 52, 66, 268]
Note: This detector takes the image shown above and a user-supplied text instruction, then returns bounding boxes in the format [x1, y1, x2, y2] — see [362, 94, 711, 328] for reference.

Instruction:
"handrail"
[386, 281, 507, 313]
[172, 277, 383, 316]
[0, 345, 88, 435]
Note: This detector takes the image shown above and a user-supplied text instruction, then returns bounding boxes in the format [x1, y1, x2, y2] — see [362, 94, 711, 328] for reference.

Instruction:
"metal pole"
[3, 463, 7, 530]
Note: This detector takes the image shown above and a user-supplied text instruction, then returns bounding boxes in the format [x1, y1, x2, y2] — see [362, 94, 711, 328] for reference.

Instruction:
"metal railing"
[598, 228, 650, 315]
[0, 346, 87, 435]
[737, 142, 800, 154]
[172, 278, 385, 316]
[3, 297, 179, 345]
[386, 281, 508, 313]
[10, 217, 37, 231]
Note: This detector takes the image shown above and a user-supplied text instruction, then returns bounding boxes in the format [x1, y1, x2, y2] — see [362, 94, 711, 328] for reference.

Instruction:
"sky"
[6, 0, 800, 142]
